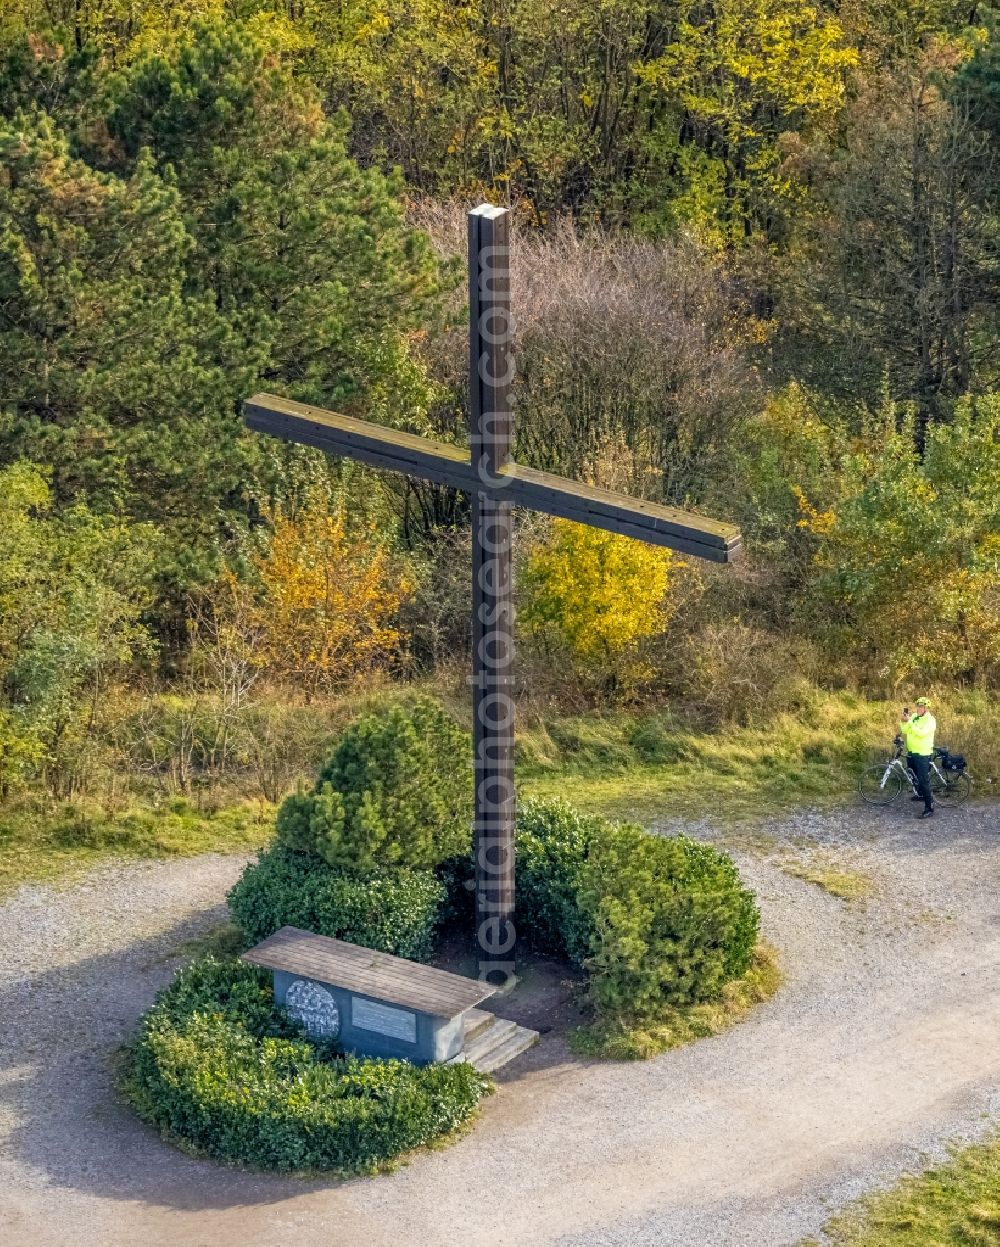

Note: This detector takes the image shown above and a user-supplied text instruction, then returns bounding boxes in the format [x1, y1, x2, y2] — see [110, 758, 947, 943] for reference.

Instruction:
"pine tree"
[0, 112, 245, 588]
[103, 22, 441, 423]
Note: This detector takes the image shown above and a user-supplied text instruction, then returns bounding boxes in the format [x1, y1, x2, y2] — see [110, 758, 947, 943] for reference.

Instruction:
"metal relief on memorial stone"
[285, 978, 341, 1040]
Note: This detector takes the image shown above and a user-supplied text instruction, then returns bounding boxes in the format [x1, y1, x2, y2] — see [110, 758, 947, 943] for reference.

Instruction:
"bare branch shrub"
[409, 199, 761, 507]
[399, 526, 474, 671]
[658, 621, 821, 728]
[513, 221, 760, 504]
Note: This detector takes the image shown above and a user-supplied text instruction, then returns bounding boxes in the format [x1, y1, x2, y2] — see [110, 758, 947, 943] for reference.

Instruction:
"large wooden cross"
[245, 204, 741, 987]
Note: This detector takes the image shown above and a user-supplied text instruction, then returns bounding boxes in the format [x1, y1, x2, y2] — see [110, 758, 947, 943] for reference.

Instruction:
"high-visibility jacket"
[900, 711, 936, 756]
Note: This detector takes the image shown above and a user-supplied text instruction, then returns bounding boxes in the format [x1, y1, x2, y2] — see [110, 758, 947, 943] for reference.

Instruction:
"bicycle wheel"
[859, 764, 902, 805]
[930, 770, 972, 806]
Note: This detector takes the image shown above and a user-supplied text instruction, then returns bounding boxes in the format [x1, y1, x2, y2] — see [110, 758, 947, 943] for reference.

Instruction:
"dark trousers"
[908, 753, 934, 811]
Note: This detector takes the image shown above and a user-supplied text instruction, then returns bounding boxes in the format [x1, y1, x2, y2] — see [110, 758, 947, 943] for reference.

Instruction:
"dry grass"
[0, 685, 993, 896]
[778, 853, 877, 904]
[518, 688, 998, 824]
[569, 943, 783, 1060]
[0, 797, 274, 898]
[802, 1132, 1000, 1246]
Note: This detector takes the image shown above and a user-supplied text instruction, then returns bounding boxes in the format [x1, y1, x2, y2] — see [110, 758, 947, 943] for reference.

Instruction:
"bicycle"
[858, 737, 973, 807]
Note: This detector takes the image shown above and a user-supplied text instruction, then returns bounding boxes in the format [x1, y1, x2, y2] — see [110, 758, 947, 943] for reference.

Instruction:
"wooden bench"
[243, 926, 498, 1063]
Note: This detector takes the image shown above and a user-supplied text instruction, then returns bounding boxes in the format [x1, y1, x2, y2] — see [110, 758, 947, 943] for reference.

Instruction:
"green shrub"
[434, 851, 476, 928]
[515, 798, 599, 962]
[124, 958, 490, 1173]
[580, 823, 759, 1014]
[228, 845, 445, 961]
[138, 953, 299, 1035]
[515, 798, 759, 1016]
[275, 697, 472, 871]
[626, 718, 702, 765]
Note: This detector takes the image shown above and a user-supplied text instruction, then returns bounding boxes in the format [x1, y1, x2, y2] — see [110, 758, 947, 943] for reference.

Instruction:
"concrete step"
[462, 1008, 495, 1045]
[448, 1014, 539, 1074]
[474, 1024, 539, 1074]
[458, 1016, 518, 1066]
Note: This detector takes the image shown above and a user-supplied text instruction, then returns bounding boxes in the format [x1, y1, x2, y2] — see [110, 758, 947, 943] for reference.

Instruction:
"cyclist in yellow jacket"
[900, 697, 936, 818]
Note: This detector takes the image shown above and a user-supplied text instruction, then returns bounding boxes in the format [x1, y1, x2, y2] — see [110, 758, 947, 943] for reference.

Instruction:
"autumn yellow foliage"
[251, 503, 414, 697]
[520, 520, 680, 690]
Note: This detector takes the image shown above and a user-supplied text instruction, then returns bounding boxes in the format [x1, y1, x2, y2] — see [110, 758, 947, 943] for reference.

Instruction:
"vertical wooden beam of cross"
[467, 206, 516, 989]
[244, 203, 742, 986]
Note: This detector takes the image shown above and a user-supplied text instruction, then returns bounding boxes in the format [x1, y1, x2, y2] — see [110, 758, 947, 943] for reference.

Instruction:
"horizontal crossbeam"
[245, 393, 742, 564]
[246, 392, 472, 489]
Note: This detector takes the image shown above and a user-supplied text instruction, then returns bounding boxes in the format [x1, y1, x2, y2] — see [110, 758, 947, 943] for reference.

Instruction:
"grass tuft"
[159, 922, 248, 965]
[0, 798, 274, 897]
[802, 1131, 1000, 1245]
[778, 854, 877, 903]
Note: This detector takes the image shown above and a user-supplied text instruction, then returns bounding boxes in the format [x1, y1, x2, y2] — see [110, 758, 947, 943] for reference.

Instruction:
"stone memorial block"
[242, 926, 498, 1064]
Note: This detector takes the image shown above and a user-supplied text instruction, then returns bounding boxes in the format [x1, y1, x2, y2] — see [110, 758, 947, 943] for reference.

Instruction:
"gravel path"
[1, 803, 998, 1247]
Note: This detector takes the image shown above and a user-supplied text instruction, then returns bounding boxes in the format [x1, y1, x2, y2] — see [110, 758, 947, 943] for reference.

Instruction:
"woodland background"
[0, 1, 998, 873]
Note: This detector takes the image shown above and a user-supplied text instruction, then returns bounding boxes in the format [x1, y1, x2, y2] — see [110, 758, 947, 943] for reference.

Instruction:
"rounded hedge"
[516, 798, 760, 1016]
[228, 845, 445, 961]
[514, 799, 602, 962]
[275, 696, 472, 871]
[124, 958, 490, 1173]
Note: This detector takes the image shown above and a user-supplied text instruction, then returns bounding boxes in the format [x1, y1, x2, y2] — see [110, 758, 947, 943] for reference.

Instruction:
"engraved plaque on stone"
[351, 996, 417, 1043]
[285, 978, 341, 1040]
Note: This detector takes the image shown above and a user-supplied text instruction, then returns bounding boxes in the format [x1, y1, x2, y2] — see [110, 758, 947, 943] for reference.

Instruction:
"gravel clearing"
[1, 803, 998, 1247]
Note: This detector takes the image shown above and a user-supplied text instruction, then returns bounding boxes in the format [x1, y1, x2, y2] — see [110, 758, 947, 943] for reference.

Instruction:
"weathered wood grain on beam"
[507, 463, 737, 541]
[244, 394, 472, 492]
[243, 392, 743, 564]
[498, 464, 742, 562]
